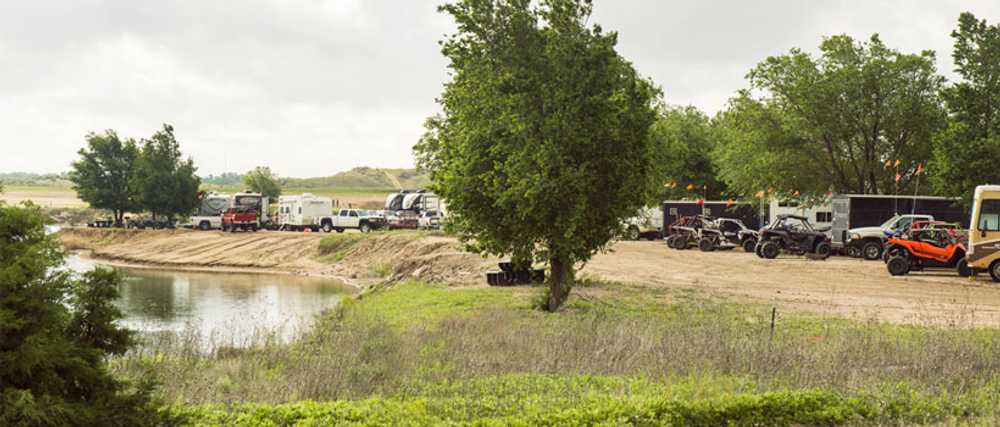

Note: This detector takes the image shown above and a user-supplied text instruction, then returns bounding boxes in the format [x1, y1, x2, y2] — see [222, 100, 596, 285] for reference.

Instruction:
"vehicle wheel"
[699, 238, 716, 252]
[626, 226, 640, 241]
[361, 223, 371, 233]
[755, 241, 764, 258]
[336, 228, 344, 233]
[957, 258, 973, 277]
[990, 260, 1000, 283]
[846, 246, 861, 258]
[862, 241, 883, 261]
[322, 223, 332, 233]
[742, 238, 757, 253]
[887, 256, 910, 276]
[760, 241, 780, 259]
[199, 221, 210, 231]
[814, 242, 832, 260]
[675, 235, 690, 250]
[251, 225, 258, 232]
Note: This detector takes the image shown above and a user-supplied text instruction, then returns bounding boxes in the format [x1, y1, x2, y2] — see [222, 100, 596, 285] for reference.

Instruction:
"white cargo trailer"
[277, 193, 333, 231]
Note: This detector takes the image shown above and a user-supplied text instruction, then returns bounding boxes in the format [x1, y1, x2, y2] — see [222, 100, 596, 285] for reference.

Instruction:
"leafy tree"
[714, 34, 945, 198]
[133, 124, 201, 220]
[243, 166, 282, 199]
[650, 106, 728, 201]
[930, 13, 1000, 203]
[0, 203, 167, 426]
[69, 130, 141, 224]
[415, 0, 659, 311]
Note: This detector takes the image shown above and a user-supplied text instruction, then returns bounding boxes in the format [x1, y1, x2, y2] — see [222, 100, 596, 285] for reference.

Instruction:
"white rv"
[277, 193, 333, 231]
[187, 192, 232, 230]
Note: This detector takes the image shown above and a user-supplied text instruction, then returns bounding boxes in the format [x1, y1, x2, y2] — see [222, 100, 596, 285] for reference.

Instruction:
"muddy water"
[66, 255, 353, 350]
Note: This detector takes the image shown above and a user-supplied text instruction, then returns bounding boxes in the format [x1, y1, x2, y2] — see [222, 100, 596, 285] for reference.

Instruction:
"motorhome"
[278, 193, 334, 231]
[187, 192, 232, 230]
[967, 185, 1000, 281]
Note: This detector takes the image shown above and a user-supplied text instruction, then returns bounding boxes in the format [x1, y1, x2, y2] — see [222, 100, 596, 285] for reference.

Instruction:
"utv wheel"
[742, 238, 757, 253]
[699, 238, 716, 252]
[755, 242, 764, 258]
[862, 241, 883, 261]
[957, 258, 973, 278]
[676, 236, 690, 250]
[814, 242, 832, 260]
[887, 256, 910, 276]
[760, 241, 780, 259]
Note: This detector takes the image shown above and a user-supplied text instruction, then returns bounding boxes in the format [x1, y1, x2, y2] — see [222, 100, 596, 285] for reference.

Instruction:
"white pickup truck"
[319, 209, 387, 233]
[845, 214, 934, 260]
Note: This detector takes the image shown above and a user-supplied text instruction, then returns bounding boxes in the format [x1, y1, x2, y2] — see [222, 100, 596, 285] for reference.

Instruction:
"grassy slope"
[124, 265, 1000, 425]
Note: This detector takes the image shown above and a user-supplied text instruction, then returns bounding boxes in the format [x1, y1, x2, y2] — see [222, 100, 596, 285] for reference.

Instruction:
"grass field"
[112, 272, 1000, 425]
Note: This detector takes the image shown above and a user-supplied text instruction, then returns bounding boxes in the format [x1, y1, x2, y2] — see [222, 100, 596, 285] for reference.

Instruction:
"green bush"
[0, 203, 168, 426]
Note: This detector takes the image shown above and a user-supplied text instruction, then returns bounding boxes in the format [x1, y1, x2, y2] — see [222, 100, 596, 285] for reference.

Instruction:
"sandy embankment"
[58, 228, 492, 288]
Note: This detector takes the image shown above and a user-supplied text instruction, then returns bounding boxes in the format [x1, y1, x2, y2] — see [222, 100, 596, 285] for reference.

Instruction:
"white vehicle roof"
[975, 185, 1000, 197]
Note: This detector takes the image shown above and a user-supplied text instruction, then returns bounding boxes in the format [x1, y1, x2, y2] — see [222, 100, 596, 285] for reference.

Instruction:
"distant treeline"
[0, 172, 72, 187]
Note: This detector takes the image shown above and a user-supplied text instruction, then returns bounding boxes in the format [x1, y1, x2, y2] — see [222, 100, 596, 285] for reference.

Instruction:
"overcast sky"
[2, 1, 998, 177]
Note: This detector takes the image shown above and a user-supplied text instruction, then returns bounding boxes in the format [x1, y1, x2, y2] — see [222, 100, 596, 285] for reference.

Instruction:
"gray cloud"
[1, 1, 997, 177]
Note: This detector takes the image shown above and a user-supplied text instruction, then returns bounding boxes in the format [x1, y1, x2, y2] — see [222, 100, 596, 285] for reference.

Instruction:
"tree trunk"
[547, 256, 573, 312]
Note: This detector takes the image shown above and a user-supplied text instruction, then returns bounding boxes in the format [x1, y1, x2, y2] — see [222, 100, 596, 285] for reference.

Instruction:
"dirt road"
[587, 242, 1000, 326]
[59, 228, 1000, 326]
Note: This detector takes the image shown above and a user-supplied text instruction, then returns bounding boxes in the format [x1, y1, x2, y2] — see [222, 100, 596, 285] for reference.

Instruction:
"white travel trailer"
[277, 193, 333, 231]
[767, 198, 834, 231]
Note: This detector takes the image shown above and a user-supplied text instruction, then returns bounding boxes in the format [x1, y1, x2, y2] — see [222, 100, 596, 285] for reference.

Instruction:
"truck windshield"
[880, 215, 902, 230]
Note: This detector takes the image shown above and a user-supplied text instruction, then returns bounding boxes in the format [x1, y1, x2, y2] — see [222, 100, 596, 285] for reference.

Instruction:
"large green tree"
[714, 34, 945, 198]
[0, 203, 166, 426]
[243, 166, 282, 200]
[650, 106, 728, 201]
[415, 0, 659, 311]
[69, 131, 141, 224]
[133, 124, 201, 220]
[930, 13, 1000, 203]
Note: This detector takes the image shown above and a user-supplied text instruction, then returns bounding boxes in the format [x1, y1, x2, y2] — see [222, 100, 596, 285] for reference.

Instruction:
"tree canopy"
[930, 12, 1000, 203]
[69, 130, 141, 223]
[649, 106, 728, 201]
[0, 203, 165, 426]
[243, 166, 282, 200]
[132, 124, 201, 220]
[713, 34, 945, 199]
[415, 0, 659, 311]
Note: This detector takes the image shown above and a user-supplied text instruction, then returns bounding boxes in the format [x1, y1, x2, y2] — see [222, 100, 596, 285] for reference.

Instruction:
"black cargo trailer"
[661, 200, 762, 235]
[830, 194, 968, 248]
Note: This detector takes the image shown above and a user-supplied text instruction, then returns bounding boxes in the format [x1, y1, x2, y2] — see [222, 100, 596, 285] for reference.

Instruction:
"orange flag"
[884, 159, 893, 169]
[894, 159, 902, 168]
[895, 172, 902, 183]
[726, 198, 735, 208]
[686, 183, 694, 191]
[916, 164, 924, 175]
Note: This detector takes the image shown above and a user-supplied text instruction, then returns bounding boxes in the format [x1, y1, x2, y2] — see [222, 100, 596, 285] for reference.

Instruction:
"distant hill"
[201, 167, 429, 192]
[283, 167, 428, 190]
[0, 172, 72, 187]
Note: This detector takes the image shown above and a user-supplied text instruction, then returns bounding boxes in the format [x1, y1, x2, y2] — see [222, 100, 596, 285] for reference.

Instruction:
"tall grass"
[115, 281, 1000, 419]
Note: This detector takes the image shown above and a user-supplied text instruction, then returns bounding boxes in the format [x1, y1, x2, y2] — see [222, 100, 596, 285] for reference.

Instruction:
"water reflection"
[66, 255, 353, 350]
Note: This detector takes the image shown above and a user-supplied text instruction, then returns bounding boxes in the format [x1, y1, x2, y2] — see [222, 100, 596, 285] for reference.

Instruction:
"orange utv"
[883, 226, 973, 277]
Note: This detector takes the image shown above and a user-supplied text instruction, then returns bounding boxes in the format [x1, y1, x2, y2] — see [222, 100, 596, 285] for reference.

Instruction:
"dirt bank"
[59, 228, 1000, 326]
[58, 228, 492, 288]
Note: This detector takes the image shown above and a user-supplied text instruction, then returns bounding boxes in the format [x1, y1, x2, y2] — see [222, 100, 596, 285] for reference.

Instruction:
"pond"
[66, 255, 354, 350]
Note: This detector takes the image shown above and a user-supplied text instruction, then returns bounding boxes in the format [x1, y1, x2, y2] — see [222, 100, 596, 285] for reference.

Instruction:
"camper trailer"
[278, 193, 334, 231]
[767, 198, 834, 231]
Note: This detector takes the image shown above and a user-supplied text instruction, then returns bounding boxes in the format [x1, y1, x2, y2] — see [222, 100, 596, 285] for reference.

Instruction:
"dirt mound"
[327, 233, 494, 285]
